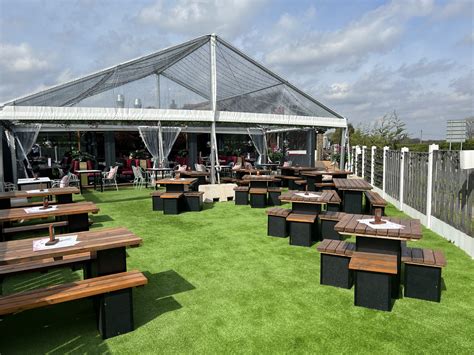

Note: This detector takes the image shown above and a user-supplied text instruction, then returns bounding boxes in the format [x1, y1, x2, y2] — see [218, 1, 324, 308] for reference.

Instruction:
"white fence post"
[370, 146, 376, 186]
[426, 144, 439, 228]
[382, 146, 389, 199]
[354, 146, 360, 176]
[361, 146, 367, 179]
[399, 147, 409, 211]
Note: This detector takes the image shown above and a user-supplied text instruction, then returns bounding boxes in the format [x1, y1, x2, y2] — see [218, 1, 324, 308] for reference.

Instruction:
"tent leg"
[340, 127, 347, 170]
[210, 122, 216, 184]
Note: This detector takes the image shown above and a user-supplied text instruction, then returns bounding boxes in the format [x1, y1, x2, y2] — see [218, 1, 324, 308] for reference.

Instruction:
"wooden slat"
[0, 270, 147, 315]
[0, 227, 142, 265]
[286, 213, 317, 223]
[326, 240, 341, 253]
[335, 241, 347, 255]
[401, 245, 412, 262]
[411, 248, 424, 263]
[433, 250, 447, 267]
[0, 187, 80, 200]
[422, 248, 436, 265]
[349, 252, 397, 274]
[316, 239, 332, 253]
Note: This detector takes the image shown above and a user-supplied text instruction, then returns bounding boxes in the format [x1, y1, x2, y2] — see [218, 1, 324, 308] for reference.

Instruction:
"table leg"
[291, 202, 321, 215]
[356, 236, 401, 298]
[79, 175, 83, 194]
[342, 190, 363, 214]
[56, 193, 73, 204]
[93, 173, 97, 191]
[0, 199, 11, 210]
[92, 247, 127, 276]
[67, 213, 90, 232]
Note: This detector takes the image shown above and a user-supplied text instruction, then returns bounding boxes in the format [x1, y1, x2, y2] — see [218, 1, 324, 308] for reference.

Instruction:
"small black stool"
[151, 191, 164, 211]
[266, 207, 291, 237]
[267, 187, 282, 206]
[249, 188, 267, 208]
[161, 193, 183, 214]
[183, 191, 204, 212]
[317, 239, 355, 289]
[286, 213, 317, 247]
[234, 186, 249, 205]
[349, 252, 398, 311]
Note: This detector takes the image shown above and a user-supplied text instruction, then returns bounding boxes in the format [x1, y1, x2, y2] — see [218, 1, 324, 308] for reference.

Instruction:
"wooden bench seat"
[401, 245, 446, 302]
[249, 188, 267, 194]
[317, 239, 355, 289]
[233, 186, 249, 192]
[3, 220, 69, 235]
[286, 213, 317, 223]
[266, 207, 291, 217]
[365, 191, 387, 215]
[349, 252, 397, 311]
[160, 192, 183, 199]
[315, 182, 335, 188]
[0, 270, 147, 339]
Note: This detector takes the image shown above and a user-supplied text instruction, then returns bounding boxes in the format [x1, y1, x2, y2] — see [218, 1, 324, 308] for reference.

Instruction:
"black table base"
[342, 190, 364, 214]
[320, 254, 353, 289]
[67, 213, 90, 233]
[291, 202, 321, 215]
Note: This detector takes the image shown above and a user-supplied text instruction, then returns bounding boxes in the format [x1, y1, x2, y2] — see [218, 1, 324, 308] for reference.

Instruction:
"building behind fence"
[349, 145, 473, 258]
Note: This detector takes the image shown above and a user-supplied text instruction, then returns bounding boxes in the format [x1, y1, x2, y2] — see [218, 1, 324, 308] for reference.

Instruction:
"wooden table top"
[333, 178, 372, 191]
[0, 201, 99, 223]
[281, 166, 316, 172]
[179, 171, 210, 177]
[234, 168, 270, 174]
[0, 187, 80, 200]
[158, 178, 197, 185]
[0, 227, 142, 265]
[334, 214, 422, 241]
[242, 175, 277, 181]
[279, 190, 341, 205]
[18, 177, 51, 184]
[301, 170, 352, 177]
[75, 170, 102, 174]
[146, 167, 173, 171]
[349, 252, 398, 274]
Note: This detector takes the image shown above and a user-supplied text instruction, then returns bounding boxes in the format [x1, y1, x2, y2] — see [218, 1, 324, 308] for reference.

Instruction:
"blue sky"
[0, 0, 472, 139]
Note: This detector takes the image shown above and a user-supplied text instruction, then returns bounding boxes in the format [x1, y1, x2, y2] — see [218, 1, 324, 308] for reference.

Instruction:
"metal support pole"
[370, 146, 376, 186]
[209, 34, 218, 184]
[382, 146, 389, 199]
[399, 147, 409, 211]
[306, 128, 316, 167]
[156, 74, 161, 109]
[340, 127, 347, 170]
[0, 127, 4, 191]
[426, 144, 438, 228]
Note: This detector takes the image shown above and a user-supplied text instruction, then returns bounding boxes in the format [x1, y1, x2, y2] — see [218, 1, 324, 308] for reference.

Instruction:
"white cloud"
[264, 0, 435, 70]
[433, 0, 473, 19]
[137, 0, 267, 37]
[0, 43, 49, 73]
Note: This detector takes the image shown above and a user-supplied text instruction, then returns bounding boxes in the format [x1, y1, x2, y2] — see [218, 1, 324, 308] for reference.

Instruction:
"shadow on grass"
[90, 215, 114, 223]
[134, 270, 196, 328]
[81, 192, 150, 205]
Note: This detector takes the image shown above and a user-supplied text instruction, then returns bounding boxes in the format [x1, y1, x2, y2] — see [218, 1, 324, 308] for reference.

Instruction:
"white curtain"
[12, 124, 41, 178]
[138, 125, 181, 167]
[138, 126, 160, 167]
[247, 128, 267, 164]
[162, 127, 181, 165]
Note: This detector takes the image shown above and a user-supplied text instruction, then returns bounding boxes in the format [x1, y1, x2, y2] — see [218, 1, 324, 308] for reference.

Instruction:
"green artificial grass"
[1, 188, 473, 354]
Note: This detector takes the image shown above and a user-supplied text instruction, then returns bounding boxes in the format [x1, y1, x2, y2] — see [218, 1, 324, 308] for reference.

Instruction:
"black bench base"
[250, 194, 266, 208]
[404, 264, 442, 302]
[320, 220, 342, 240]
[354, 270, 393, 311]
[184, 195, 203, 212]
[163, 198, 181, 214]
[267, 191, 281, 206]
[152, 196, 163, 211]
[98, 288, 134, 339]
[320, 254, 353, 289]
[235, 191, 248, 205]
[289, 222, 315, 247]
[267, 215, 287, 238]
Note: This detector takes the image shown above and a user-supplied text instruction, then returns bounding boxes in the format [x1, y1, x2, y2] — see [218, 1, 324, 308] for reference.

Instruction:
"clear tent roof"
[2, 35, 342, 120]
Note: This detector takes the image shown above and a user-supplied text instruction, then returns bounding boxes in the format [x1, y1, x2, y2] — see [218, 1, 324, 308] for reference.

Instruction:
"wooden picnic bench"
[0, 187, 80, 209]
[0, 270, 147, 339]
[0, 201, 100, 241]
[317, 239, 355, 288]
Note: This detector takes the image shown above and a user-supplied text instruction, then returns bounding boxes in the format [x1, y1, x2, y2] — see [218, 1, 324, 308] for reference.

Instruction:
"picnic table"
[75, 169, 103, 193]
[333, 178, 372, 213]
[279, 190, 341, 214]
[17, 177, 51, 191]
[242, 174, 279, 189]
[179, 171, 209, 187]
[334, 213, 422, 297]
[280, 166, 316, 177]
[0, 201, 100, 241]
[157, 178, 197, 192]
[301, 170, 352, 191]
[0, 187, 80, 209]
[233, 168, 270, 180]
[0, 226, 142, 275]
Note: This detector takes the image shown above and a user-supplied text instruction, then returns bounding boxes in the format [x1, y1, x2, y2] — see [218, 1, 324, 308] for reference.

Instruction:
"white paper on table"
[25, 189, 49, 194]
[294, 192, 321, 198]
[24, 205, 58, 213]
[358, 219, 405, 230]
[33, 235, 79, 251]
